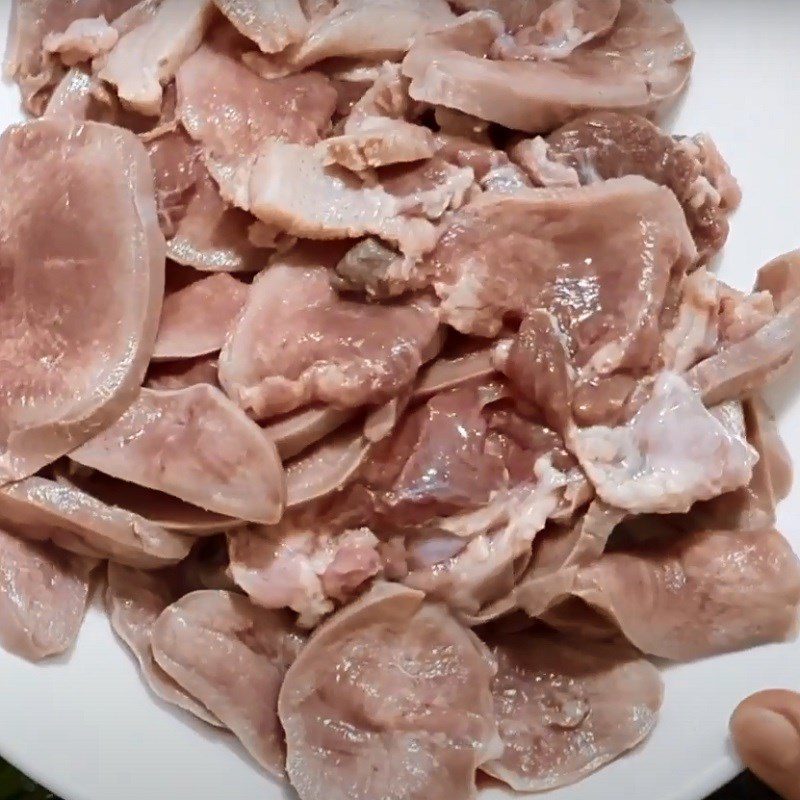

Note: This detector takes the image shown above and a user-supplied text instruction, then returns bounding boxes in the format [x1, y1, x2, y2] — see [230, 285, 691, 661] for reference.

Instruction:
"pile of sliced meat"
[2, 1, 800, 797]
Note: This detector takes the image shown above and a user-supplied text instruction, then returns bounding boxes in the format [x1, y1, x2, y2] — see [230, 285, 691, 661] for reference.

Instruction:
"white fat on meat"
[219, 253, 440, 418]
[483, 630, 661, 791]
[0, 119, 164, 482]
[43, 16, 119, 65]
[574, 527, 800, 661]
[0, 528, 97, 661]
[106, 563, 221, 725]
[98, 0, 216, 116]
[0, 477, 192, 568]
[213, 0, 309, 54]
[571, 373, 758, 515]
[71, 386, 286, 524]
[277, 583, 501, 800]
[403, 1, 693, 133]
[151, 590, 306, 776]
[153, 268, 248, 360]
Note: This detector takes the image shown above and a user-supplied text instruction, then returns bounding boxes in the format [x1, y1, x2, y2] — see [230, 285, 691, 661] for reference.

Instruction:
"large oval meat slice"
[403, 0, 693, 133]
[106, 563, 221, 725]
[0, 118, 165, 483]
[0, 527, 97, 661]
[0, 477, 191, 568]
[71, 386, 286, 524]
[482, 631, 662, 791]
[277, 583, 501, 800]
[574, 527, 800, 661]
[151, 590, 306, 776]
[219, 250, 441, 419]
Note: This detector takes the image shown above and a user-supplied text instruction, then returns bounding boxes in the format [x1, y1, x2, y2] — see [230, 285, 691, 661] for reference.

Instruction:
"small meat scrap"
[152, 590, 306, 775]
[0, 118, 164, 482]
[43, 16, 119, 66]
[219, 251, 440, 418]
[214, 0, 309, 54]
[278, 583, 501, 800]
[0, 527, 97, 661]
[71, 386, 286, 524]
[574, 527, 800, 661]
[482, 630, 662, 791]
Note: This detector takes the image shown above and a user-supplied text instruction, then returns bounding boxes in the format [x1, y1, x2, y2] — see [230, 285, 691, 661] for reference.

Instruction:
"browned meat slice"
[483, 630, 661, 790]
[536, 112, 740, 261]
[43, 16, 118, 65]
[152, 590, 306, 775]
[403, 1, 693, 133]
[146, 355, 220, 391]
[71, 386, 285, 524]
[0, 477, 192, 568]
[4, 0, 141, 114]
[219, 253, 440, 418]
[264, 405, 356, 460]
[427, 176, 696, 371]
[0, 119, 164, 482]
[153, 268, 248, 360]
[571, 373, 757, 514]
[106, 564, 221, 725]
[575, 527, 800, 661]
[214, 0, 308, 53]
[0, 528, 96, 661]
[98, 0, 216, 116]
[278, 583, 501, 800]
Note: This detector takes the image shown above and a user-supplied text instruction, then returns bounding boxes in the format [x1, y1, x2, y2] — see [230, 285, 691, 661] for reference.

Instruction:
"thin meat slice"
[106, 563, 221, 725]
[756, 249, 800, 311]
[219, 253, 440, 418]
[214, 0, 308, 53]
[278, 583, 501, 800]
[0, 477, 192, 568]
[0, 528, 97, 661]
[71, 386, 285, 524]
[146, 355, 220, 391]
[427, 176, 697, 369]
[403, 1, 693, 133]
[0, 119, 164, 482]
[482, 631, 661, 791]
[152, 590, 306, 776]
[43, 16, 119, 66]
[98, 0, 216, 116]
[414, 346, 497, 398]
[570, 373, 757, 515]
[263, 405, 356, 460]
[153, 268, 248, 360]
[575, 527, 800, 661]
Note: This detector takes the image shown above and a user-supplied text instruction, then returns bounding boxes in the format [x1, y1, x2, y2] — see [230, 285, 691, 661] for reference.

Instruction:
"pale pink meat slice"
[413, 346, 497, 399]
[0, 477, 192, 568]
[106, 563, 221, 725]
[214, 0, 308, 53]
[98, 0, 216, 116]
[570, 373, 757, 514]
[575, 527, 800, 661]
[756, 249, 800, 311]
[219, 252, 440, 418]
[152, 590, 306, 776]
[482, 630, 662, 791]
[146, 355, 220, 391]
[153, 268, 248, 360]
[427, 176, 696, 368]
[403, 1, 693, 133]
[277, 583, 501, 800]
[71, 386, 285, 524]
[263, 405, 356, 460]
[0, 527, 97, 661]
[0, 118, 165, 482]
[43, 16, 118, 66]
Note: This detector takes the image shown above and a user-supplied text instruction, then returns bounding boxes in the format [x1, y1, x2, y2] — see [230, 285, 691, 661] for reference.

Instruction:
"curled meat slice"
[277, 583, 501, 800]
[428, 176, 696, 368]
[571, 373, 757, 514]
[219, 254, 440, 419]
[98, 0, 215, 116]
[152, 590, 306, 775]
[214, 0, 308, 53]
[71, 386, 285, 524]
[0, 528, 96, 661]
[403, 1, 693, 133]
[0, 118, 164, 483]
[153, 268, 248, 360]
[264, 405, 356, 460]
[106, 564, 221, 725]
[482, 630, 661, 791]
[575, 527, 800, 661]
[0, 477, 191, 568]
[43, 16, 119, 65]
[756, 249, 800, 311]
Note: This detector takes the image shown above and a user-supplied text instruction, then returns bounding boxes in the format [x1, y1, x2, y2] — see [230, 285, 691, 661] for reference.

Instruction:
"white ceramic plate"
[1, 2, 800, 799]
